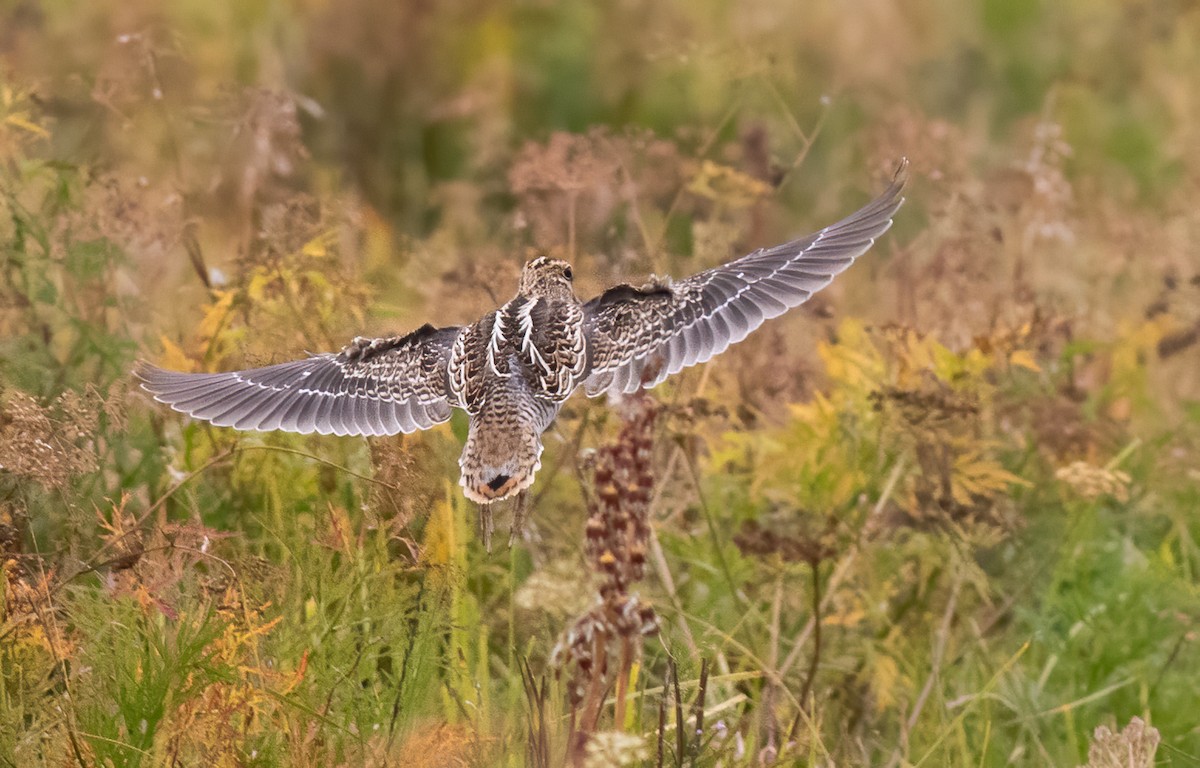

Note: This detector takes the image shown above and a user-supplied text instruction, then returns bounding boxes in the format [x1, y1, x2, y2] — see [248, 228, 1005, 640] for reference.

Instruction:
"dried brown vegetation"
[3, 0, 1200, 766]
[552, 394, 660, 761]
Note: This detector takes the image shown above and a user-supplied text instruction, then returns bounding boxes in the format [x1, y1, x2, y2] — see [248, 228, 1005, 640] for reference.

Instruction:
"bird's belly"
[457, 375, 559, 503]
[472, 362, 558, 430]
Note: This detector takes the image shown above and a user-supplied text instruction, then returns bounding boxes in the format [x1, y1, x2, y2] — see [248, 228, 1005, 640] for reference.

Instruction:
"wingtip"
[131, 360, 182, 388]
[132, 360, 202, 398]
[870, 158, 908, 218]
[890, 157, 910, 192]
[131, 360, 158, 388]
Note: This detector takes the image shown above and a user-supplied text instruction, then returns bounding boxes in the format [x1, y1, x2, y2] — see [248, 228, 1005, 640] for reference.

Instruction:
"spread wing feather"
[136, 324, 461, 436]
[582, 161, 907, 395]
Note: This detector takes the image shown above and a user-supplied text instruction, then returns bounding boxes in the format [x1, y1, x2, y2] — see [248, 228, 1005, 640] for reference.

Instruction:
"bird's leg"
[478, 502, 494, 553]
[508, 490, 529, 548]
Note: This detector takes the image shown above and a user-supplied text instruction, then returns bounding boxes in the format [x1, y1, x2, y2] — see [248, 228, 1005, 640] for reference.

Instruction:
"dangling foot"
[478, 502, 495, 552]
[508, 490, 529, 548]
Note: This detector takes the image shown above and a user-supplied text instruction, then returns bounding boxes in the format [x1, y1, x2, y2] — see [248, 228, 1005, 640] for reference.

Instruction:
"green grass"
[3, 1, 1200, 765]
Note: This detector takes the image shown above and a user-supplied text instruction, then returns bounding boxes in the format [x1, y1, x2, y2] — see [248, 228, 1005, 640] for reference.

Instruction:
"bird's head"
[518, 255, 576, 301]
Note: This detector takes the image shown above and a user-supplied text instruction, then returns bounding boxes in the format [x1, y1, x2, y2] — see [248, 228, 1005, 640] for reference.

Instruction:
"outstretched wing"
[582, 161, 907, 396]
[136, 324, 461, 436]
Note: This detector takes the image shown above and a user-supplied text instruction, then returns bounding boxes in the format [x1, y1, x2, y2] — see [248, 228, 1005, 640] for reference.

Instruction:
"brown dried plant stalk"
[551, 393, 660, 761]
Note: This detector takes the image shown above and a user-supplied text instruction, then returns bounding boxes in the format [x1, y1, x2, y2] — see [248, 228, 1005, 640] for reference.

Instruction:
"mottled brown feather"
[136, 164, 907, 503]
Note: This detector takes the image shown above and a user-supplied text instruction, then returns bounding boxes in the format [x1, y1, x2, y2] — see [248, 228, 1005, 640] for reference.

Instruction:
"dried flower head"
[509, 129, 620, 248]
[1079, 717, 1159, 768]
[1056, 461, 1132, 503]
[508, 128, 684, 255]
[583, 731, 649, 767]
[510, 130, 620, 198]
[733, 518, 837, 565]
[1019, 118, 1074, 250]
[552, 393, 660, 712]
[54, 173, 185, 268]
[868, 364, 1020, 528]
[515, 559, 596, 618]
[870, 105, 971, 188]
[209, 87, 310, 219]
[585, 396, 657, 598]
[2, 557, 75, 659]
[0, 389, 103, 488]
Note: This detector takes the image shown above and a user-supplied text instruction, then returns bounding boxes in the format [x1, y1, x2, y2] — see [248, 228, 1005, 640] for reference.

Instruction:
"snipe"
[138, 162, 907, 542]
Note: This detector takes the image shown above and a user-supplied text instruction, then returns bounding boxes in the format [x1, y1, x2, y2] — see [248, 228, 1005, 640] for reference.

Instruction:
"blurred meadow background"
[2, 0, 1200, 765]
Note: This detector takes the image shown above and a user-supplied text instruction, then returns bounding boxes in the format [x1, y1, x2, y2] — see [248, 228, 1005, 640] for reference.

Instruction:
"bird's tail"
[459, 412, 545, 504]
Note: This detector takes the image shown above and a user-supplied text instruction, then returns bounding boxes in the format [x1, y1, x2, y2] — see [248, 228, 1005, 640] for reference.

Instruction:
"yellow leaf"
[1009, 349, 1041, 372]
[301, 230, 337, 258]
[824, 607, 866, 628]
[953, 454, 1032, 504]
[362, 206, 395, 272]
[869, 654, 901, 712]
[1159, 539, 1175, 569]
[246, 272, 274, 303]
[817, 319, 884, 392]
[422, 485, 466, 577]
[4, 114, 49, 138]
[157, 335, 195, 371]
[687, 160, 772, 207]
[197, 290, 235, 344]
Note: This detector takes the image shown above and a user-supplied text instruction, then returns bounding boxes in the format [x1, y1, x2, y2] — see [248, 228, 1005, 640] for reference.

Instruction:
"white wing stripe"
[380, 401, 403, 435]
[136, 325, 459, 437]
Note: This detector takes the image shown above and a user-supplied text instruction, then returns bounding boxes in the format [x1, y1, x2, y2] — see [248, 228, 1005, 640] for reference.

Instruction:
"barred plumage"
[137, 161, 907, 505]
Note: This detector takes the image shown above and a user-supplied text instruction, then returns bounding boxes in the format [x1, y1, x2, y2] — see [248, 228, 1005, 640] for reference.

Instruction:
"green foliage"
[72, 599, 231, 766]
[3, 2, 1200, 766]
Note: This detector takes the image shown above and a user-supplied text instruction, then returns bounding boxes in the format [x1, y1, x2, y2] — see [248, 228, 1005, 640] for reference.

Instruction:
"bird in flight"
[138, 161, 906, 531]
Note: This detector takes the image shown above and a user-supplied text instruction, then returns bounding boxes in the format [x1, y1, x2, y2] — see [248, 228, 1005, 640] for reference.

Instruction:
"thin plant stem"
[778, 457, 906, 680]
[613, 637, 634, 732]
[798, 557, 823, 712]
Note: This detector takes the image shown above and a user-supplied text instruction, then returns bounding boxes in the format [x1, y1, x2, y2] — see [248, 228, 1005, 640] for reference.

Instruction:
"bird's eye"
[563, 266, 573, 280]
